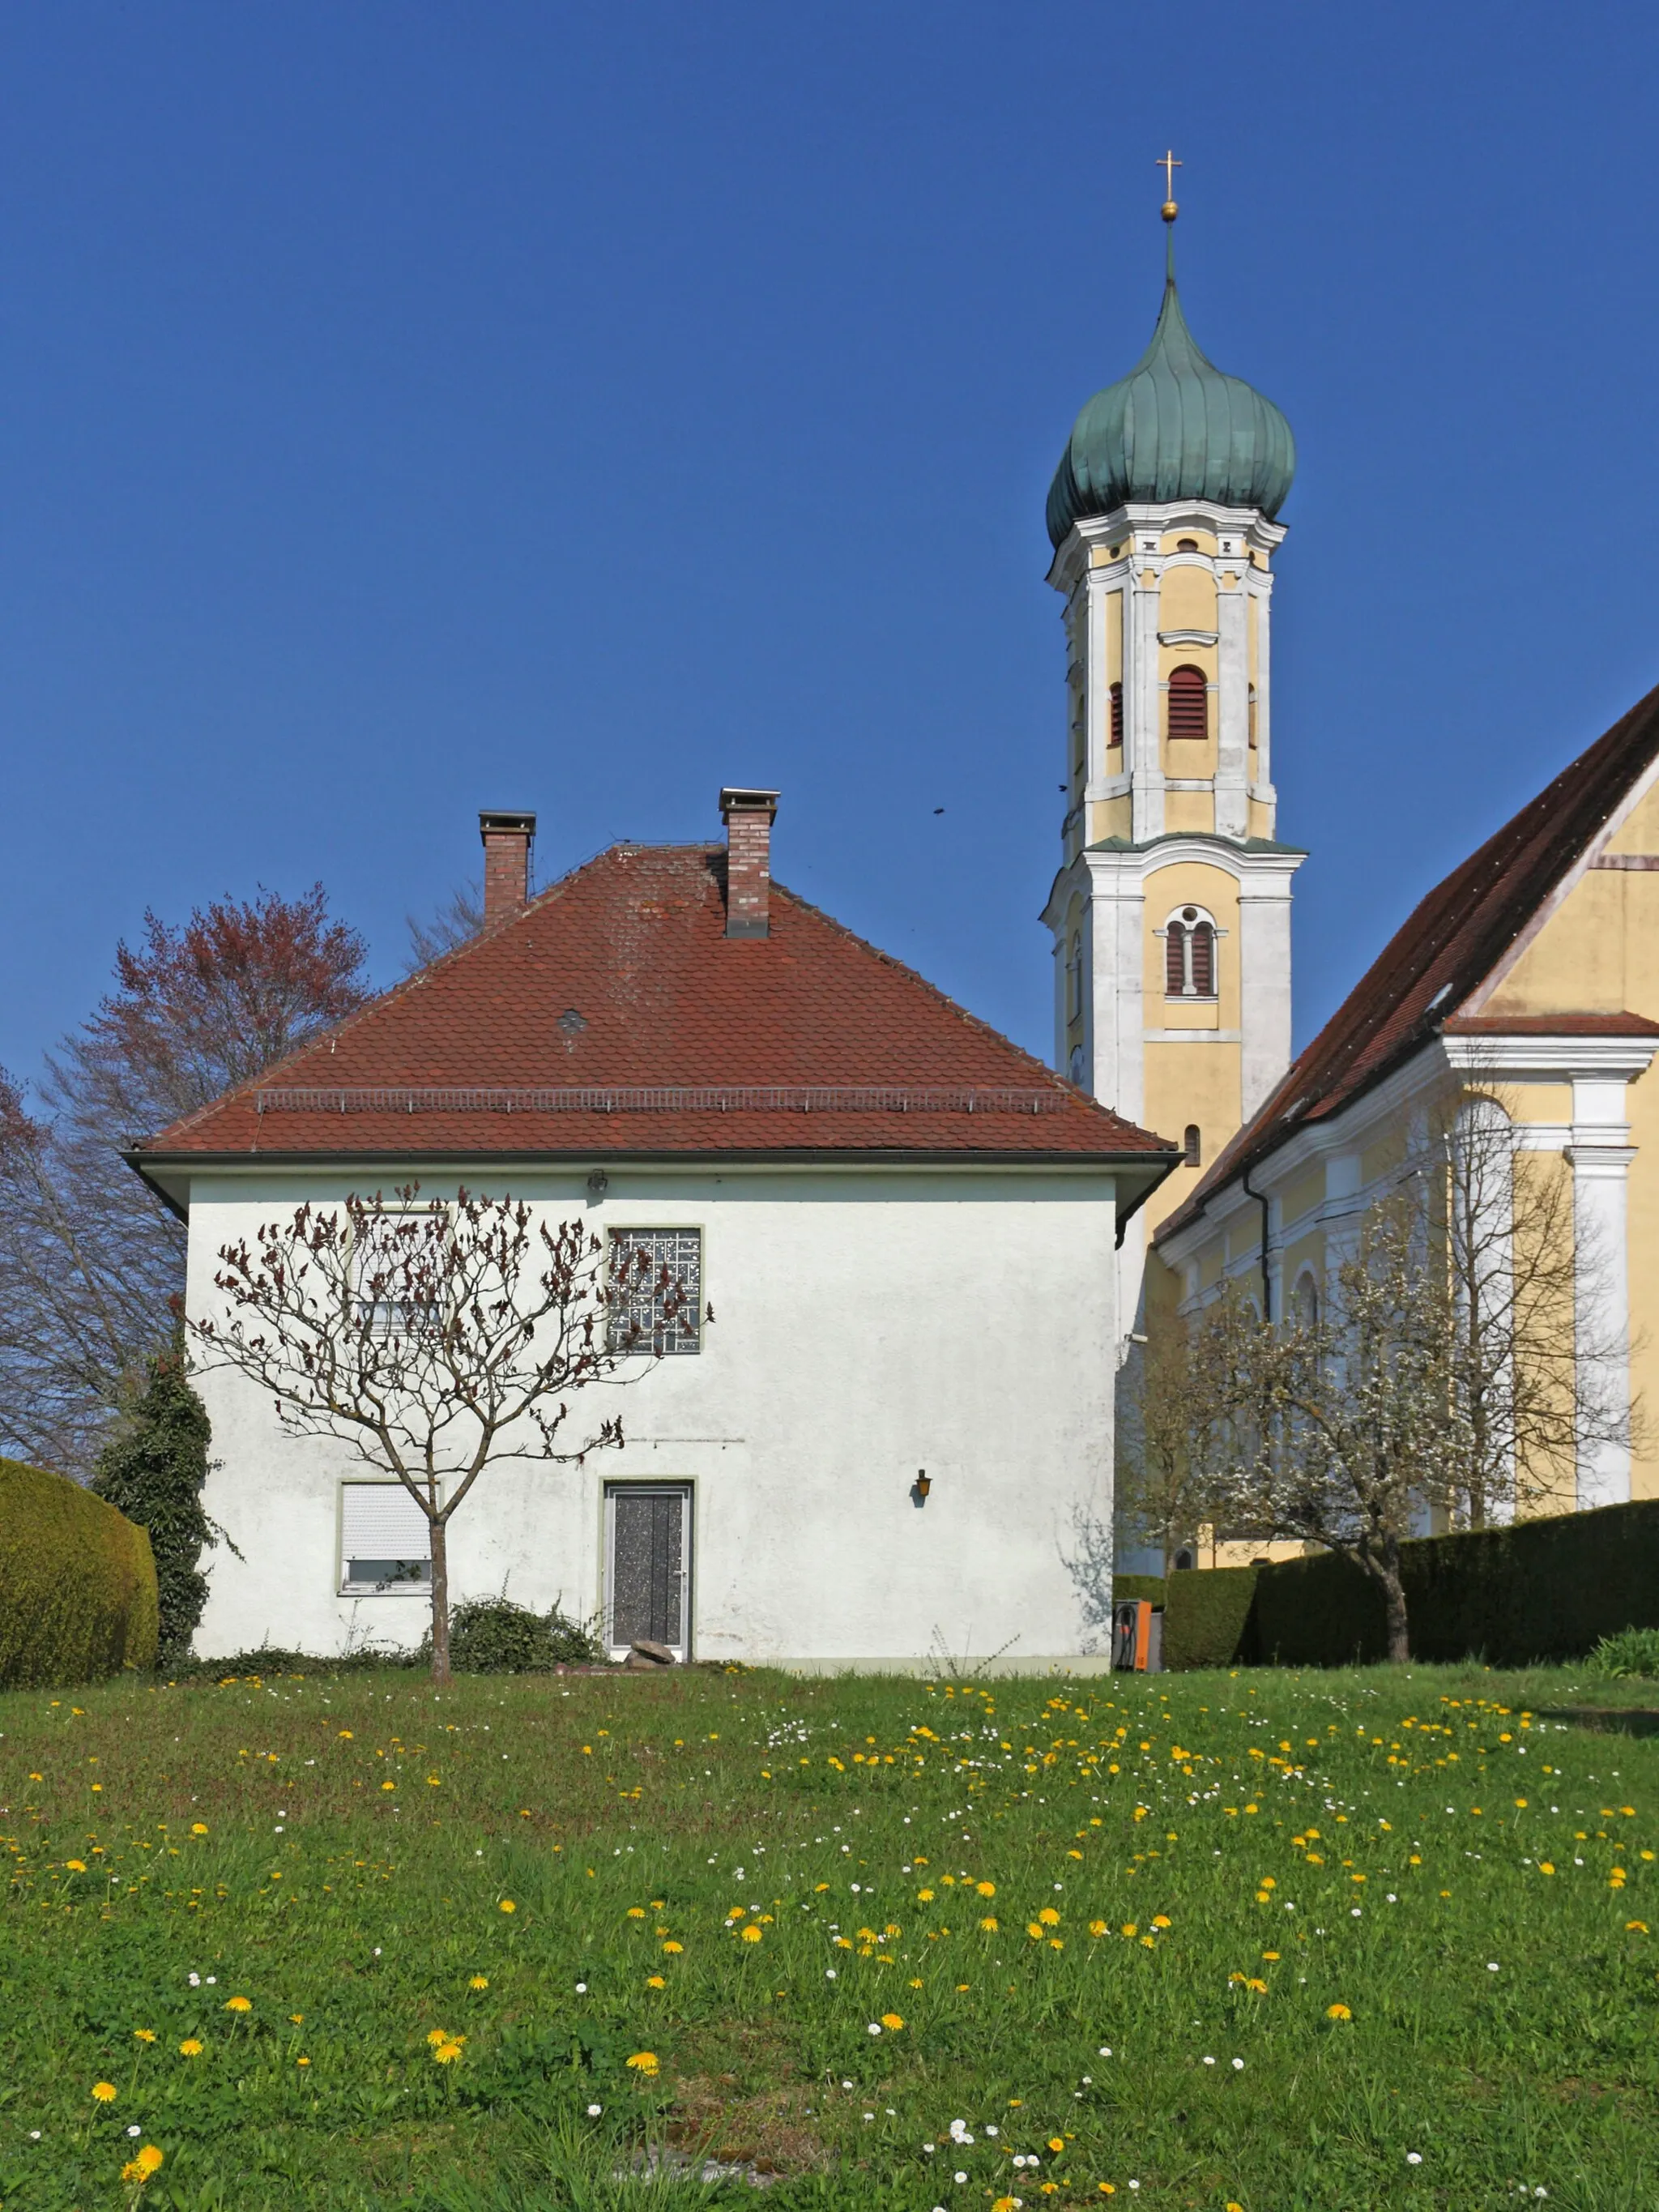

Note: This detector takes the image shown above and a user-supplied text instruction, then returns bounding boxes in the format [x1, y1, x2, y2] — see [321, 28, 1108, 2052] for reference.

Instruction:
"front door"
[605, 1484, 690, 1659]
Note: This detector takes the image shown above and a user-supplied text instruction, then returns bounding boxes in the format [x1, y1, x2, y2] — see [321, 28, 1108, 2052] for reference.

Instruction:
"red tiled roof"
[1158, 677, 1659, 1241]
[1442, 1011, 1659, 1037]
[134, 844, 1173, 1169]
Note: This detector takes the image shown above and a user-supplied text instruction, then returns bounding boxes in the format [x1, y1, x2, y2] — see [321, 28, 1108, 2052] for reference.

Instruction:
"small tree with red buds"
[190, 1185, 680, 1680]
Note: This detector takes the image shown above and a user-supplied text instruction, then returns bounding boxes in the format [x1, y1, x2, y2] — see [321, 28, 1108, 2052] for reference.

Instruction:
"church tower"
[1041, 188, 1304, 1318]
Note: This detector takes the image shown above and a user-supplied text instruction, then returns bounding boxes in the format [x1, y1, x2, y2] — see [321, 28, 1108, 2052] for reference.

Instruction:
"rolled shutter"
[341, 1484, 431, 1567]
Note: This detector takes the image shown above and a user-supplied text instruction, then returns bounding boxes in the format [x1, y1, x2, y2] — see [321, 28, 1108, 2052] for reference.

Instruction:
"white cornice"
[1158, 628, 1219, 648]
[1442, 1031, 1659, 1082]
[1047, 502, 1287, 593]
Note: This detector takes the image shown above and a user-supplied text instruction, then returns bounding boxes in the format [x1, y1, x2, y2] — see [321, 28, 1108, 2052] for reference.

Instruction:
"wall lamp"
[914, 1468, 932, 1499]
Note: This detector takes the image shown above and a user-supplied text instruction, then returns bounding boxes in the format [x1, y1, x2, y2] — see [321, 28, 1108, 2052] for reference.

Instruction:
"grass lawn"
[2, 1661, 1657, 2211]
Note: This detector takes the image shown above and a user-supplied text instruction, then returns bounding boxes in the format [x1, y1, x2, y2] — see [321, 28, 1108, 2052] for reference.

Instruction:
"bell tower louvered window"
[1109, 681, 1124, 748]
[1166, 664, 1209, 743]
[1162, 906, 1218, 1000]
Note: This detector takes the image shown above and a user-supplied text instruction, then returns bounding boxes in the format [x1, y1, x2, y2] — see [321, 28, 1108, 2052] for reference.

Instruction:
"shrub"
[0, 1458, 159, 1688]
[1247, 1500, 1659, 1668]
[1583, 1626, 1659, 1680]
[423, 1597, 604, 1674]
[1165, 1566, 1260, 1671]
[1112, 1575, 1168, 1609]
[91, 1355, 216, 1664]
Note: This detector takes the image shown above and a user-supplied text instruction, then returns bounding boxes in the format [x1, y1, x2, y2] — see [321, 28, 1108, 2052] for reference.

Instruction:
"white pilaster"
[1567, 1074, 1635, 1509]
[1215, 568, 1250, 840]
[1236, 874, 1298, 1118]
[1128, 557, 1164, 843]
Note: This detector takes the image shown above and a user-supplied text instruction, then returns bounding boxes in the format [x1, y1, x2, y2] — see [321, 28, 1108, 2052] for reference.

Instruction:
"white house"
[130, 792, 1175, 1672]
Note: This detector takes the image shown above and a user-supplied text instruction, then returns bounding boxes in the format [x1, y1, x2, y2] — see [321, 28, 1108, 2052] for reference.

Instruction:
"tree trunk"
[1380, 1555, 1410, 1663]
[429, 1514, 450, 1684]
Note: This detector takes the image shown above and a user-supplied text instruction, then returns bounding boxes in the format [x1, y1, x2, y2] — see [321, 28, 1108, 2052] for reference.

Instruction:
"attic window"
[559, 1008, 588, 1036]
[1175, 537, 1200, 552]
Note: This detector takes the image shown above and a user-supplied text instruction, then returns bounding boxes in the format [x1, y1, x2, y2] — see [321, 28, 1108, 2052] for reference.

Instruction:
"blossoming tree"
[190, 1185, 681, 1679]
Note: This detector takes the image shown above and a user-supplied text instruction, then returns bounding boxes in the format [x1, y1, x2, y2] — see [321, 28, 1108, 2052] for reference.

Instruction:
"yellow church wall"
[1598, 777, 1659, 856]
[1483, 870, 1637, 1016]
[1159, 529, 1218, 558]
[1360, 1127, 1406, 1188]
[1106, 591, 1124, 688]
[1141, 864, 1243, 1027]
[1141, 1042, 1242, 1234]
[1163, 791, 1217, 835]
[1158, 566, 1218, 636]
[1247, 799, 1274, 839]
[1282, 1225, 1325, 1285]
[1278, 1160, 1326, 1232]
[1088, 796, 1132, 843]
[1624, 1066, 1659, 1501]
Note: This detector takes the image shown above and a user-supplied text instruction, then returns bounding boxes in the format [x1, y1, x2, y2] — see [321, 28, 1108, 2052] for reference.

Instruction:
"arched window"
[1291, 1271, 1320, 1326]
[1167, 664, 1209, 743]
[1247, 682, 1259, 750]
[1109, 681, 1124, 748]
[1183, 1123, 1202, 1168]
[1175, 537, 1199, 552]
[1065, 931, 1084, 1021]
[1162, 905, 1219, 1000]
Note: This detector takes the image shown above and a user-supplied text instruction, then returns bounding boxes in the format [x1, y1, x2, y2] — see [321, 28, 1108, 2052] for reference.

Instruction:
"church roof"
[1046, 250, 1296, 547]
[130, 843, 1175, 1195]
[1158, 677, 1659, 1241]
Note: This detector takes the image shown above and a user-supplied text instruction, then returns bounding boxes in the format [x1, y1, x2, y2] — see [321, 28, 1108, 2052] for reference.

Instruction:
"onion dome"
[1046, 242, 1295, 546]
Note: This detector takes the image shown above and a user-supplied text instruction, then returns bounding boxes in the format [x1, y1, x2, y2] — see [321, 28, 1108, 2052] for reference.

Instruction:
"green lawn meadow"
[2, 1660, 1657, 2212]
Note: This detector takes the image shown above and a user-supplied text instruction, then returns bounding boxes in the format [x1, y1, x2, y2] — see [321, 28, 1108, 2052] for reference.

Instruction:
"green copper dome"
[1046, 254, 1295, 547]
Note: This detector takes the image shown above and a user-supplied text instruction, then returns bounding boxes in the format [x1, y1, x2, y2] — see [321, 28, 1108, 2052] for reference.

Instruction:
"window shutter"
[1165, 921, 1187, 997]
[1190, 921, 1216, 997]
[341, 1484, 431, 1563]
[1166, 664, 1208, 743]
[1109, 681, 1124, 747]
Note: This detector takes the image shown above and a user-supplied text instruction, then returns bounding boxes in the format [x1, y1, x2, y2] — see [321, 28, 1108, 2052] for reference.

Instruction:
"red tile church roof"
[1159, 676, 1659, 1241]
[132, 843, 1173, 1178]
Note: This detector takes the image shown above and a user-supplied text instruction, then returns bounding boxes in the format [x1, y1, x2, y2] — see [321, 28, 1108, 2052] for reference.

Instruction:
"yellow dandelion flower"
[1152, 1915, 1171, 1929]
[133, 2028, 156, 2043]
[191, 1822, 209, 1835]
[918, 1887, 935, 1901]
[1038, 1906, 1061, 1927]
[380, 1782, 395, 1792]
[646, 1975, 666, 1988]
[626, 2051, 659, 2075]
[1627, 1919, 1649, 1933]
[433, 2041, 463, 2065]
[976, 1880, 996, 1898]
[179, 2039, 203, 2057]
[979, 1915, 999, 1932]
[1539, 1862, 1555, 1876]
[993, 2198, 1021, 2211]
[224, 1996, 251, 2013]
[627, 1906, 646, 1919]
[1326, 2003, 1352, 2021]
[910, 1977, 923, 1988]
[290, 2013, 304, 2024]
[1088, 1918, 1107, 1936]
[121, 2145, 165, 2184]
[499, 1899, 517, 1914]
[297, 2056, 310, 2066]
[469, 1975, 489, 1989]
[1120, 1924, 1137, 1939]
[740, 1924, 763, 1943]
[663, 1940, 683, 1954]
[881, 2012, 904, 2031]
[66, 1859, 87, 1873]
[92, 2081, 117, 2103]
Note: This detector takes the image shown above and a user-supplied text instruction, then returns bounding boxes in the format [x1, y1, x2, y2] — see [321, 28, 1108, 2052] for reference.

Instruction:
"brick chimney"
[479, 810, 536, 924]
[719, 788, 779, 939]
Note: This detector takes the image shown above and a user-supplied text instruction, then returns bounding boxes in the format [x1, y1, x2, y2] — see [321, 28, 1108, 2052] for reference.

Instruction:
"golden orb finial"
[1158, 148, 1181, 223]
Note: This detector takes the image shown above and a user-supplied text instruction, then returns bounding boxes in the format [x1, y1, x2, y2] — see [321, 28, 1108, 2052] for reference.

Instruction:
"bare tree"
[405, 882, 484, 971]
[1190, 1198, 1473, 1661]
[190, 1186, 683, 1680]
[0, 889, 372, 1471]
[1427, 1083, 1634, 1526]
[1115, 1313, 1233, 1569]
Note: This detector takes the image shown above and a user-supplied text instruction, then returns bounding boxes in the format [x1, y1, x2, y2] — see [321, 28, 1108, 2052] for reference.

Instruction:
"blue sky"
[4, 2, 1658, 1101]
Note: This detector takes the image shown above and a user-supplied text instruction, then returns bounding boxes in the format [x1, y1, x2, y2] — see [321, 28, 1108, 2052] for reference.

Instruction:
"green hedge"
[1247, 1501, 1659, 1669]
[1165, 1566, 1260, 1671]
[1111, 1575, 1168, 1609]
[0, 1458, 159, 1689]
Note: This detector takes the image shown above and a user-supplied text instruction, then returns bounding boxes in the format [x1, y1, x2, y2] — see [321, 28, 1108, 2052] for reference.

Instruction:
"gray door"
[606, 1486, 689, 1656]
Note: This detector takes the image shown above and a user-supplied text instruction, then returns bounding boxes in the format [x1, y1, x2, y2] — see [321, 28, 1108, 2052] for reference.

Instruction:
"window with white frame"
[352, 1206, 444, 1336]
[339, 1480, 433, 1594]
[1160, 905, 1220, 1001]
[608, 1228, 703, 1355]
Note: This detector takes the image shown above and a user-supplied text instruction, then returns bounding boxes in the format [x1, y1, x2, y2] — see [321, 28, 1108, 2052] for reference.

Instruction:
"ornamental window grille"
[608, 1228, 702, 1356]
[1162, 907, 1218, 1001]
[1166, 663, 1209, 743]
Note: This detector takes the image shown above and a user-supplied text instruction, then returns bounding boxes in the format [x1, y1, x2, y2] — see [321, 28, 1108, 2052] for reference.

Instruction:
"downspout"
[1241, 1162, 1273, 1322]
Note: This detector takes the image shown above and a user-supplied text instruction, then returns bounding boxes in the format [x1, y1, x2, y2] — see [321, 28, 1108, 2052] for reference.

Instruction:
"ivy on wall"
[92, 1355, 220, 1664]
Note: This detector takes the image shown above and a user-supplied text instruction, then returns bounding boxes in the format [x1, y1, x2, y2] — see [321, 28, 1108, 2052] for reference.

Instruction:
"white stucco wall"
[182, 1161, 1121, 1672]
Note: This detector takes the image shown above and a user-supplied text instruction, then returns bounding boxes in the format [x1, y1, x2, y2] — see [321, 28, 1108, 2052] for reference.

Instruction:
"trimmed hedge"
[1249, 1500, 1659, 1669]
[1111, 1575, 1168, 1609]
[0, 1458, 159, 1689]
[1165, 1566, 1260, 1672]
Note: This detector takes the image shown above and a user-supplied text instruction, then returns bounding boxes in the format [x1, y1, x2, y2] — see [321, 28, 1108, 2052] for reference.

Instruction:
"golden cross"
[1158, 149, 1182, 200]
